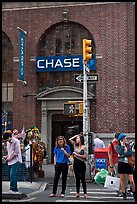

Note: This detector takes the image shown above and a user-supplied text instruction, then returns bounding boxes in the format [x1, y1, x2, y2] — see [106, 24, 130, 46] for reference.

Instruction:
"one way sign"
[74, 74, 98, 83]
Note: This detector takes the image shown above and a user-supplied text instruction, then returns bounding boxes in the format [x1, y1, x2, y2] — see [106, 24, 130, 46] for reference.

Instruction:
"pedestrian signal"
[63, 103, 76, 115]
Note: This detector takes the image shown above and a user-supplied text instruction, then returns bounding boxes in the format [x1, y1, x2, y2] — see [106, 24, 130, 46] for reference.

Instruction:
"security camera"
[17, 79, 28, 85]
[23, 81, 27, 85]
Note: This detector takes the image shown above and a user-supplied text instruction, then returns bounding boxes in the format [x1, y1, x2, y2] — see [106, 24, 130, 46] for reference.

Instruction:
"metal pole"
[30, 143, 33, 183]
[83, 63, 91, 180]
[83, 63, 88, 147]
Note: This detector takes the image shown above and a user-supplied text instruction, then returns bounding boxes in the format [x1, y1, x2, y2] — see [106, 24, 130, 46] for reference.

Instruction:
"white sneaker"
[9, 190, 20, 194]
[14, 191, 20, 194]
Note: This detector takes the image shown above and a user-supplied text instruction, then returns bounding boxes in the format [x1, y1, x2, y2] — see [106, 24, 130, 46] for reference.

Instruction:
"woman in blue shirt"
[49, 136, 71, 198]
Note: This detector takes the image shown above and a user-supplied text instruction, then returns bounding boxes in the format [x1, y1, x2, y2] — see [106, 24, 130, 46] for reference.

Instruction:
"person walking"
[2, 130, 22, 193]
[108, 133, 124, 195]
[116, 133, 135, 200]
[108, 133, 120, 176]
[49, 136, 71, 198]
[69, 134, 88, 198]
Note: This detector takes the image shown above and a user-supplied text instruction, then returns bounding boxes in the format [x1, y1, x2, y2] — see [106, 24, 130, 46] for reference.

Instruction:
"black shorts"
[118, 162, 134, 174]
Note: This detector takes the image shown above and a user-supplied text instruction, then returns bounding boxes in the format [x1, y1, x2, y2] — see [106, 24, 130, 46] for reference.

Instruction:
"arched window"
[2, 32, 13, 131]
[36, 22, 95, 91]
[2, 32, 13, 83]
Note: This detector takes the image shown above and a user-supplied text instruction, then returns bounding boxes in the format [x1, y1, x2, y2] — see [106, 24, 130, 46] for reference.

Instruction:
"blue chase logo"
[36, 55, 96, 72]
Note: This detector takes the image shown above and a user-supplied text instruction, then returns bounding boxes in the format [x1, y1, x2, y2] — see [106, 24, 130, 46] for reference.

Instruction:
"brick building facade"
[2, 2, 135, 162]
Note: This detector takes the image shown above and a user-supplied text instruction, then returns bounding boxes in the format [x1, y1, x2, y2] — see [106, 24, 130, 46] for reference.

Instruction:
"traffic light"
[83, 39, 92, 64]
[79, 103, 83, 114]
[63, 103, 76, 115]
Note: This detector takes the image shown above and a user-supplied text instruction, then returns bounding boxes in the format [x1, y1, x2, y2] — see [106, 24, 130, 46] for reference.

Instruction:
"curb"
[2, 192, 28, 200]
[2, 182, 48, 200]
[27, 182, 48, 197]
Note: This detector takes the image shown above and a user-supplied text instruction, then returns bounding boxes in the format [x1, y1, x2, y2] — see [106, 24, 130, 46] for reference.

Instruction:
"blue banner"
[36, 54, 96, 72]
[19, 31, 25, 80]
[87, 54, 96, 71]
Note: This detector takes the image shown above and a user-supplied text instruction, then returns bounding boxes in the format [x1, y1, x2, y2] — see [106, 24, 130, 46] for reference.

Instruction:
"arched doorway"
[36, 86, 94, 163]
[52, 114, 83, 162]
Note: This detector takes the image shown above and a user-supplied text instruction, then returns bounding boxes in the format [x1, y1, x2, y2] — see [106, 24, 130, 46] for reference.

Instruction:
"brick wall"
[2, 2, 135, 133]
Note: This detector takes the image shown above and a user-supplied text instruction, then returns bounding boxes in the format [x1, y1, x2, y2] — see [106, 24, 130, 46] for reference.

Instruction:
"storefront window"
[38, 22, 94, 56]
[2, 32, 13, 83]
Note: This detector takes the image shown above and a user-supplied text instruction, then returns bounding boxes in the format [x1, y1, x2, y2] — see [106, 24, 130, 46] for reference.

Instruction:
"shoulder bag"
[104, 175, 120, 191]
[128, 155, 135, 167]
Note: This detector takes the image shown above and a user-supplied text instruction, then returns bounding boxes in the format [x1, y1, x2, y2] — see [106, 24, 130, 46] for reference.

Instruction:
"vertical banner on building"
[19, 31, 25, 80]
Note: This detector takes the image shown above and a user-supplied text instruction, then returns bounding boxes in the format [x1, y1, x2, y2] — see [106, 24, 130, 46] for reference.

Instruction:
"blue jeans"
[9, 162, 19, 192]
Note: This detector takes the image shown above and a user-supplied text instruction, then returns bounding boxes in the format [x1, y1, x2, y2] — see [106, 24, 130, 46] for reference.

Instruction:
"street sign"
[74, 74, 98, 83]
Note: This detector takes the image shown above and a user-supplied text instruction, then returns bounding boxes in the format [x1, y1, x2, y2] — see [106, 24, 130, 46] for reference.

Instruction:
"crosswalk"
[56, 187, 134, 202]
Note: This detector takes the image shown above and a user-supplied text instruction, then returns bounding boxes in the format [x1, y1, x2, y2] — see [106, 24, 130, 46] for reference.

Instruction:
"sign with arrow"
[74, 74, 98, 83]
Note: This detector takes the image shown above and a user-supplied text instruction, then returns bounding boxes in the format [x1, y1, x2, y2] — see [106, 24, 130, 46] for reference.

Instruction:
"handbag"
[67, 157, 73, 165]
[128, 155, 135, 166]
[104, 175, 120, 191]
[38, 170, 44, 178]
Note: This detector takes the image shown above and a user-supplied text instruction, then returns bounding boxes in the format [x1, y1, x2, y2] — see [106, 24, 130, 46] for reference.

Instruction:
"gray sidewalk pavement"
[2, 164, 54, 199]
[2, 163, 82, 200]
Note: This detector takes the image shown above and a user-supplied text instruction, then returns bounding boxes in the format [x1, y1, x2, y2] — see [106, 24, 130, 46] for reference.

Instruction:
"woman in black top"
[69, 134, 88, 198]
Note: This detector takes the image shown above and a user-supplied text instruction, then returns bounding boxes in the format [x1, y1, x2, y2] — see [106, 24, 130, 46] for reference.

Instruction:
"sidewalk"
[2, 164, 54, 200]
[2, 163, 80, 200]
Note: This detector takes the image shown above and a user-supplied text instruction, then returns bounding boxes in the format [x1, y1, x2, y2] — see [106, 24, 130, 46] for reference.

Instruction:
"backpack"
[110, 142, 114, 152]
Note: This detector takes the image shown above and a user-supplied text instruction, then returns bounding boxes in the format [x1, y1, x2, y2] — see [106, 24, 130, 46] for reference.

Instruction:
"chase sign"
[36, 55, 96, 72]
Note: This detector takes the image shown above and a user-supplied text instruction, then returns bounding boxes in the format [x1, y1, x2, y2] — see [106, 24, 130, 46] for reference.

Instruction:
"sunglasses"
[58, 137, 63, 140]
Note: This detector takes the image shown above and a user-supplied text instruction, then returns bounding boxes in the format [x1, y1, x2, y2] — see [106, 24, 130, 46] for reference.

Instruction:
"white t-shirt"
[94, 138, 105, 149]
